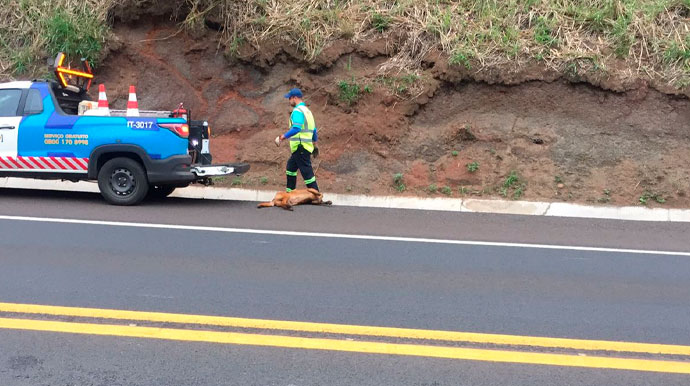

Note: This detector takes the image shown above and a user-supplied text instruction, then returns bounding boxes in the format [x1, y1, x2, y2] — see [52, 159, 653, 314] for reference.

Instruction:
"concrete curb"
[1, 177, 689, 222]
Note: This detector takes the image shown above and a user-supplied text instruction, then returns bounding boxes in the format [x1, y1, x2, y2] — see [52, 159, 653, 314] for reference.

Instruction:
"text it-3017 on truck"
[0, 76, 249, 205]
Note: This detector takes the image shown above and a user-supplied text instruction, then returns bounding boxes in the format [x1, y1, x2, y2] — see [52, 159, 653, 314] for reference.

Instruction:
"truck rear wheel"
[97, 157, 149, 206]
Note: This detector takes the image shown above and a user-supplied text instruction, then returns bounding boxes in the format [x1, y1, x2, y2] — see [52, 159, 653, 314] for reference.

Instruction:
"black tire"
[147, 185, 176, 200]
[97, 157, 149, 206]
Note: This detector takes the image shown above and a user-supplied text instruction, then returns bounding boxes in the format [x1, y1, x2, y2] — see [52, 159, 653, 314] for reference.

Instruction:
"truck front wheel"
[97, 157, 149, 206]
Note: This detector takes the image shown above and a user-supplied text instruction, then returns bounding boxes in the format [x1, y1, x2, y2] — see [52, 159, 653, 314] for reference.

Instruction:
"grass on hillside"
[0, 0, 111, 77]
[1, 0, 688, 89]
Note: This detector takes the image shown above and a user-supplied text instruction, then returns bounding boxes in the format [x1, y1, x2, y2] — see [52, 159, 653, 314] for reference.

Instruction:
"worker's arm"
[281, 110, 304, 140]
[313, 126, 318, 142]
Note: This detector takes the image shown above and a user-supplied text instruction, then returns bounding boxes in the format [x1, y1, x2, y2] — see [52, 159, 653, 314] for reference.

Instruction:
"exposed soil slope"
[95, 21, 690, 207]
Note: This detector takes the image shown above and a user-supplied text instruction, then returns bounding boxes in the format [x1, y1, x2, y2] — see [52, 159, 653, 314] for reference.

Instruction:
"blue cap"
[284, 88, 303, 99]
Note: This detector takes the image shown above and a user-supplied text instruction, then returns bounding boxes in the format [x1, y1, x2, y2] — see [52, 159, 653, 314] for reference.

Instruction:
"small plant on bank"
[504, 171, 519, 188]
[665, 39, 690, 68]
[227, 33, 246, 58]
[513, 185, 525, 199]
[392, 173, 406, 193]
[554, 175, 563, 184]
[639, 191, 666, 206]
[459, 187, 469, 195]
[231, 177, 243, 186]
[371, 12, 391, 33]
[338, 78, 361, 106]
[466, 161, 479, 173]
[451, 150, 459, 157]
[500, 171, 526, 200]
[441, 186, 452, 196]
[375, 73, 420, 96]
[534, 16, 558, 48]
[427, 184, 437, 194]
[259, 176, 268, 185]
[393, 173, 403, 185]
[449, 50, 473, 69]
[597, 189, 611, 203]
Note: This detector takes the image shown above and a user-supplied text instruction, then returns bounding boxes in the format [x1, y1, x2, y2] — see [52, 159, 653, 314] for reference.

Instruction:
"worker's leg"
[286, 153, 298, 192]
[296, 146, 319, 191]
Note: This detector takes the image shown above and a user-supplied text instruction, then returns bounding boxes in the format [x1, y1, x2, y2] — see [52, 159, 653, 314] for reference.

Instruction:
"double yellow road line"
[1, 302, 689, 374]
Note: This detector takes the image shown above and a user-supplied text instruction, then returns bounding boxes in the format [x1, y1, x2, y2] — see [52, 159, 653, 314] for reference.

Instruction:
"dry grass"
[1, 0, 688, 89]
[187, 0, 690, 88]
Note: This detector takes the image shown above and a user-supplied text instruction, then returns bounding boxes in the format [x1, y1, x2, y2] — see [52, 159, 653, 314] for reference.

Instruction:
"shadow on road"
[0, 187, 251, 209]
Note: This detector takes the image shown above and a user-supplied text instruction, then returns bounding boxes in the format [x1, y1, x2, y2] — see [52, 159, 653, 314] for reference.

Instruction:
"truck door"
[0, 89, 22, 163]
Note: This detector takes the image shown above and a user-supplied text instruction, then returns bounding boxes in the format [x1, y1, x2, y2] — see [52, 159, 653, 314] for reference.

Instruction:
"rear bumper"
[191, 162, 250, 178]
[149, 158, 250, 185]
[147, 155, 196, 185]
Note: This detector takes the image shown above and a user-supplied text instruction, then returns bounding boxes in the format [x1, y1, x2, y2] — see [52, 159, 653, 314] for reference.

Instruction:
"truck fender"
[88, 144, 151, 179]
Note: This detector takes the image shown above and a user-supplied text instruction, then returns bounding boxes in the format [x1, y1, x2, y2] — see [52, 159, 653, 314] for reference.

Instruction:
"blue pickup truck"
[0, 80, 249, 205]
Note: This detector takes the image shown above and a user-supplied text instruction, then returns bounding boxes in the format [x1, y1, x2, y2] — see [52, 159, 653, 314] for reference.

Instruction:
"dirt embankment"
[95, 20, 690, 208]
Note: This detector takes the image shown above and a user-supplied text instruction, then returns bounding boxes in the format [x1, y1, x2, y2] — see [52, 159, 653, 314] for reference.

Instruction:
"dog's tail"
[257, 201, 274, 208]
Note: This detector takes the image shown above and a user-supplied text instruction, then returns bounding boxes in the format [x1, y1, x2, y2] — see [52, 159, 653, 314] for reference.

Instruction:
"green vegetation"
[1, 0, 111, 76]
[259, 176, 268, 185]
[44, 10, 107, 65]
[639, 191, 666, 205]
[427, 184, 437, 194]
[392, 173, 406, 192]
[449, 50, 473, 70]
[534, 16, 558, 48]
[466, 161, 479, 173]
[598, 189, 612, 203]
[451, 150, 459, 157]
[377, 73, 420, 95]
[371, 12, 391, 33]
[664, 36, 690, 71]
[338, 78, 362, 105]
[500, 170, 527, 200]
[441, 186, 452, 196]
[227, 34, 246, 58]
[2, 1, 688, 88]
[231, 177, 243, 186]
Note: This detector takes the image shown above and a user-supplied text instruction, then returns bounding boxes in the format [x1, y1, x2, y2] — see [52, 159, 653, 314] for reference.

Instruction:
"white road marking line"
[0, 214, 688, 257]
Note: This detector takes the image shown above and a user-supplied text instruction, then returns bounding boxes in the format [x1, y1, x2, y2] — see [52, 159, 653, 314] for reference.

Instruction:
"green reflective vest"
[289, 104, 315, 153]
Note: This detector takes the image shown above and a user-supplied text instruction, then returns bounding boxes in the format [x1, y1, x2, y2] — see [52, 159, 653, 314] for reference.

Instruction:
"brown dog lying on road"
[257, 188, 332, 210]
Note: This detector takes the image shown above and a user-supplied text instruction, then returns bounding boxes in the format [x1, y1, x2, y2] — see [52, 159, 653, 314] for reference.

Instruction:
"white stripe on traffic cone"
[126, 85, 140, 117]
[97, 84, 110, 116]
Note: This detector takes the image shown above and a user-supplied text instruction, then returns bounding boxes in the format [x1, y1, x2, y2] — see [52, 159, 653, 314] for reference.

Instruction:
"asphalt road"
[1, 188, 689, 385]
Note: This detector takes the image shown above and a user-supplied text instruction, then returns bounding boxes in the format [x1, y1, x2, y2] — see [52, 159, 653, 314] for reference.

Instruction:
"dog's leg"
[306, 188, 321, 196]
[279, 196, 293, 211]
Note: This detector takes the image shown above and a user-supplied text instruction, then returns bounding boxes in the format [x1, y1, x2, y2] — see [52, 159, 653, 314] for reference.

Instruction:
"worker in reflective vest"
[278, 88, 319, 192]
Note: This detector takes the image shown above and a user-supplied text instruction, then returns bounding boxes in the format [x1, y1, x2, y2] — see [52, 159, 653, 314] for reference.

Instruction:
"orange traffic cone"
[97, 84, 110, 115]
[126, 85, 140, 117]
